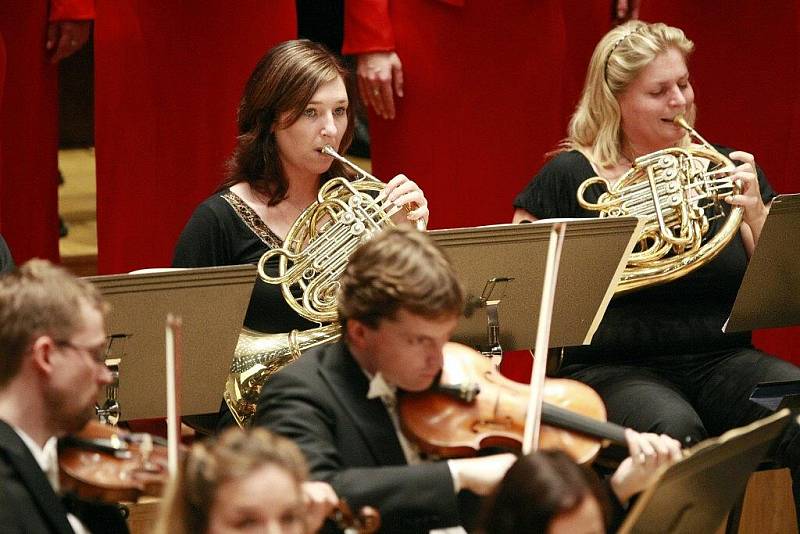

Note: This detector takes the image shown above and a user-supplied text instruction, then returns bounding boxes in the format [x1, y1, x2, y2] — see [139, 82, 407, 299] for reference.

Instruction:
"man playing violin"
[0, 260, 128, 534]
[255, 226, 681, 533]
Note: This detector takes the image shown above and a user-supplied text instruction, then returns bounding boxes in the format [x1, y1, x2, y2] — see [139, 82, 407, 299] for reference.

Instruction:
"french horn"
[224, 146, 425, 427]
[577, 116, 743, 293]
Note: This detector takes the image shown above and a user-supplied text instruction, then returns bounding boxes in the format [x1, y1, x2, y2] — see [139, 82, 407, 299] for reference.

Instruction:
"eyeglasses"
[55, 340, 108, 366]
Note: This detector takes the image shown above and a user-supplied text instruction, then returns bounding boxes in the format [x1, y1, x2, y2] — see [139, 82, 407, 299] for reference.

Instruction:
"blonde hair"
[154, 427, 309, 534]
[563, 21, 695, 167]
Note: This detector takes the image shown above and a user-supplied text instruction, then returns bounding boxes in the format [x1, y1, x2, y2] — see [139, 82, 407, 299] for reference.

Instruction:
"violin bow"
[522, 222, 567, 455]
[165, 314, 183, 477]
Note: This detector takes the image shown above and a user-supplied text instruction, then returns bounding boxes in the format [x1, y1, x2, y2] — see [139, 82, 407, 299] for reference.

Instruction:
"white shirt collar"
[366, 371, 397, 404]
[12, 426, 57, 474]
[11, 426, 92, 534]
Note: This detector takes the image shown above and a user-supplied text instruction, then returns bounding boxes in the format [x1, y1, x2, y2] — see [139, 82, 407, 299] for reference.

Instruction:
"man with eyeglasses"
[0, 259, 128, 533]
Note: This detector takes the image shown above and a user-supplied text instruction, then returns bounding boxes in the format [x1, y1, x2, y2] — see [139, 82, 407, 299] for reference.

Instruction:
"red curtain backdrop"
[638, 1, 800, 365]
[345, 0, 571, 231]
[94, 1, 296, 275]
[561, 0, 615, 133]
[0, 2, 66, 265]
[0, 32, 5, 216]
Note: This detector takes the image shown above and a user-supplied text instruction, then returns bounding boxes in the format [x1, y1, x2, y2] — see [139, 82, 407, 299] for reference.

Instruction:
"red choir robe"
[343, 0, 571, 231]
[0, 0, 93, 264]
[0, 33, 5, 222]
[94, 2, 296, 274]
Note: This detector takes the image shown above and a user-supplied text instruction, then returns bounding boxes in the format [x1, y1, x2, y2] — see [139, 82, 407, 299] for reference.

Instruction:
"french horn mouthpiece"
[672, 114, 691, 130]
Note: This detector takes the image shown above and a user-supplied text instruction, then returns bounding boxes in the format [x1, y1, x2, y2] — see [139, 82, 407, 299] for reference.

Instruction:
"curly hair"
[337, 227, 464, 330]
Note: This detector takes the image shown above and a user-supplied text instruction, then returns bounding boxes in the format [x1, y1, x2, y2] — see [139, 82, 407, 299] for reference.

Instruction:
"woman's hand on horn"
[726, 151, 768, 226]
[609, 429, 682, 504]
[384, 174, 430, 226]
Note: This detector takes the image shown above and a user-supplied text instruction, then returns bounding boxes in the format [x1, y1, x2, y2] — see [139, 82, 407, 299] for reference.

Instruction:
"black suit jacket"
[0, 420, 128, 534]
[254, 341, 466, 533]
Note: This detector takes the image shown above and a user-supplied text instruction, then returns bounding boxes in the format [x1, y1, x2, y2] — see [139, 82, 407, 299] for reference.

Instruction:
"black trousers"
[561, 346, 800, 525]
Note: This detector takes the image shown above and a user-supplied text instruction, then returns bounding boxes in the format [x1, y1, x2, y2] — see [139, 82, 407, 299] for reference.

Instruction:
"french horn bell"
[578, 116, 743, 293]
[224, 146, 425, 427]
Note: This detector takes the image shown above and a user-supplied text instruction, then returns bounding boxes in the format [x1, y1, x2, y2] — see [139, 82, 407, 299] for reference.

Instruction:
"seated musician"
[0, 260, 128, 534]
[479, 450, 611, 534]
[512, 20, 800, 523]
[154, 426, 338, 534]
[172, 39, 429, 430]
[254, 226, 680, 533]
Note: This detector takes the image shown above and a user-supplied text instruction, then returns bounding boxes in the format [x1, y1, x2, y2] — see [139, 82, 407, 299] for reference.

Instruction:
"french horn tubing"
[578, 115, 743, 293]
[224, 146, 426, 427]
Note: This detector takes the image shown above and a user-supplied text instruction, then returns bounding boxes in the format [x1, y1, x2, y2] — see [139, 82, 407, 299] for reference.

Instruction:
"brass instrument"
[578, 116, 742, 293]
[224, 146, 425, 427]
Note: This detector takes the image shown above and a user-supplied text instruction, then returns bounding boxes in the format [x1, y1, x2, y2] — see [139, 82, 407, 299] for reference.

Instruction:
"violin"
[58, 315, 184, 504]
[58, 420, 171, 503]
[398, 342, 628, 464]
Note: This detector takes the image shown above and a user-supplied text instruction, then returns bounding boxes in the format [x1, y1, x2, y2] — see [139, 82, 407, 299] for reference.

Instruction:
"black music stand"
[719, 192, 800, 417]
[724, 193, 800, 333]
[617, 409, 792, 534]
[428, 217, 642, 353]
[85, 265, 256, 420]
[750, 380, 800, 413]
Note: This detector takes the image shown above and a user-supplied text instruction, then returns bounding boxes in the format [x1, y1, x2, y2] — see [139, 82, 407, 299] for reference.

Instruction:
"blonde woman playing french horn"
[172, 40, 429, 430]
[513, 20, 800, 524]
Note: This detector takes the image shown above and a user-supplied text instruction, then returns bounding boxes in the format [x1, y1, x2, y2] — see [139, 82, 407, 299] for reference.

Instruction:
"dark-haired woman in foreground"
[481, 450, 610, 534]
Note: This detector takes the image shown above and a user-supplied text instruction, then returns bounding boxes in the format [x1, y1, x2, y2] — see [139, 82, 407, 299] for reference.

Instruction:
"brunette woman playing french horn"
[513, 20, 800, 524]
[172, 40, 429, 430]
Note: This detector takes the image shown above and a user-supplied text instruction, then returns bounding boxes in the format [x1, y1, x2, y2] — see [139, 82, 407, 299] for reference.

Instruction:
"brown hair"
[337, 227, 464, 330]
[220, 39, 356, 204]
[154, 427, 309, 534]
[0, 259, 107, 387]
[479, 450, 611, 533]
